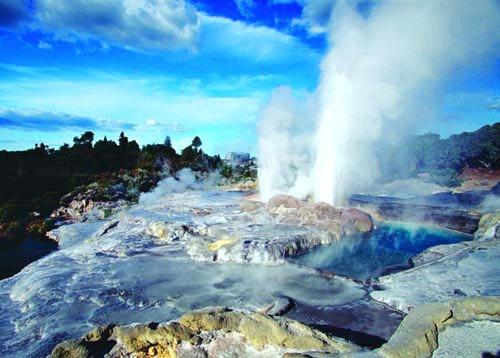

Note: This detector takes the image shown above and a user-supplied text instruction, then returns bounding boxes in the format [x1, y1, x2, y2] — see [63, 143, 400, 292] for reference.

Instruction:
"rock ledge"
[51, 307, 360, 358]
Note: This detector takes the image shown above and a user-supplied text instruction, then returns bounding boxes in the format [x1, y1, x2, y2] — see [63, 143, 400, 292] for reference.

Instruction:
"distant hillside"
[412, 122, 499, 170]
[378, 122, 499, 187]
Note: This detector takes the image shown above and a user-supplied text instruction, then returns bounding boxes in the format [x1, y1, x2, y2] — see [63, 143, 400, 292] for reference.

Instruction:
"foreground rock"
[431, 320, 500, 358]
[375, 296, 500, 358]
[371, 237, 500, 313]
[51, 297, 500, 358]
[51, 308, 360, 358]
[474, 209, 500, 240]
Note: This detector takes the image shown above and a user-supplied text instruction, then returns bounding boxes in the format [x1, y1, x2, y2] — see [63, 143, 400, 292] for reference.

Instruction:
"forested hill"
[411, 122, 499, 171]
[0, 132, 221, 240]
[379, 122, 499, 186]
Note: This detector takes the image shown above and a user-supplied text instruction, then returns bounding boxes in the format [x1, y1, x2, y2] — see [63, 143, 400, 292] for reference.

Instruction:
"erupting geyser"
[258, 0, 500, 205]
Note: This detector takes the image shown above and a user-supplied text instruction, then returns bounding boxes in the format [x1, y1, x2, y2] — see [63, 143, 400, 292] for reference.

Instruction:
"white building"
[225, 152, 250, 165]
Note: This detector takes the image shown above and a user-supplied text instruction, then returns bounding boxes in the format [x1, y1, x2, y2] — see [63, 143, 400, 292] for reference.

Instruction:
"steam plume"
[258, 0, 500, 205]
[257, 87, 314, 200]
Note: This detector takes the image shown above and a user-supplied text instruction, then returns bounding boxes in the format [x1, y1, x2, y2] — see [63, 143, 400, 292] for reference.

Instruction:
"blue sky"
[0, 0, 498, 155]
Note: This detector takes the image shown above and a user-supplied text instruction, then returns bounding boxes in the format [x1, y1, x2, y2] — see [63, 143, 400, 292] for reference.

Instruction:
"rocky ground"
[186, 194, 373, 264]
[51, 296, 500, 358]
[349, 181, 499, 234]
[369, 210, 500, 312]
[51, 307, 360, 357]
[0, 180, 498, 357]
[50, 169, 162, 225]
[0, 190, 375, 357]
[366, 169, 500, 197]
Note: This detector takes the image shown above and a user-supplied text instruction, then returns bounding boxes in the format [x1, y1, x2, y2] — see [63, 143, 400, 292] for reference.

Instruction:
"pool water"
[0, 235, 57, 280]
[290, 222, 472, 280]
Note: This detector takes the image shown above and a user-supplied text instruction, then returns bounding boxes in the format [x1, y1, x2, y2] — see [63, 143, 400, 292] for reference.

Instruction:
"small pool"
[0, 235, 58, 280]
[290, 222, 472, 280]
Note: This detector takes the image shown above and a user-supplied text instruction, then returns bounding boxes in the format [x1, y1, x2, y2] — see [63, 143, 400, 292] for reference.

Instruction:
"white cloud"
[137, 117, 189, 133]
[234, 0, 256, 18]
[487, 97, 500, 112]
[0, 62, 57, 75]
[36, 0, 200, 51]
[0, 70, 266, 153]
[0, 107, 135, 131]
[0, 67, 265, 138]
[284, 0, 336, 35]
[28, 0, 320, 67]
[37, 40, 53, 50]
[200, 14, 319, 65]
[299, 0, 335, 34]
[146, 118, 159, 126]
[269, 0, 336, 35]
[0, 6, 321, 152]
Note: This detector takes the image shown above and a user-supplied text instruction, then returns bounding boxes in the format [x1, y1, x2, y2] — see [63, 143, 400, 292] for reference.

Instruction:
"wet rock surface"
[1, 189, 498, 357]
[371, 237, 500, 313]
[348, 193, 487, 234]
[350, 183, 499, 236]
[0, 191, 370, 357]
[284, 298, 404, 344]
[260, 297, 295, 316]
[186, 194, 373, 264]
[349, 195, 481, 234]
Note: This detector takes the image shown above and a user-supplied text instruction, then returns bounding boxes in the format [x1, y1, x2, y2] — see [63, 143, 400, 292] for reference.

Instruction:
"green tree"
[119, 132, 129, 148]
[192, 136, 202, 148]
[181, 146, 197, 163]
[73, 131, 94, 146]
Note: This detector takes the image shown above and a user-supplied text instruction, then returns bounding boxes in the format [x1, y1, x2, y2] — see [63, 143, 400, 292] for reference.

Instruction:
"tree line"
[378, 122, 499, 186]
[0, 132, 222, 239]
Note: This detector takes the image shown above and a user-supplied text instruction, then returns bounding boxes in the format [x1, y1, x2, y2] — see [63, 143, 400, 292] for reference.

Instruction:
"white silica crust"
[370, 239, 500, 312]
[432, 320, 500, 358]
[46, 221, 109, 248]
[0, 191, 365, 357]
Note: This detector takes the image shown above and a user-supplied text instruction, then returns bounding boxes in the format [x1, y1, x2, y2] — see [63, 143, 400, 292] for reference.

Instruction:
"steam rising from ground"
[257, 87, 314, 200]
[139, 168, 220, 205]
[258, 0, 500, 205]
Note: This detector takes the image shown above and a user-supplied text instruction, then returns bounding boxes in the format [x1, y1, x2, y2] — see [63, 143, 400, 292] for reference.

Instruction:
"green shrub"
[425, 169, 463, 187]
[0, 203, 28, 223]
[220, 164, 233, 179]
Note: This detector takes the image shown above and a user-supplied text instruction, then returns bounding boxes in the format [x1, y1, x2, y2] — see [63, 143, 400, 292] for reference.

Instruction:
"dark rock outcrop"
[349, 194, 481, 234]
